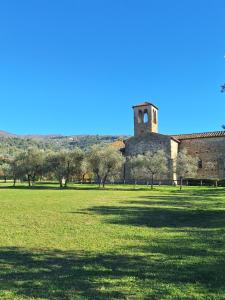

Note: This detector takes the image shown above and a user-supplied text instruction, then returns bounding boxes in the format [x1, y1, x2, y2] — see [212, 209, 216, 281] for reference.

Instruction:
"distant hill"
[0, 130, 17, 137]
[0, 130, 130, 156]
[0, 130, 129, 140]
[0, 130, 64, 139]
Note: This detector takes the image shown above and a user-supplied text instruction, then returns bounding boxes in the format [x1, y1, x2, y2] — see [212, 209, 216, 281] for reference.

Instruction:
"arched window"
[143, 110, 148, 123]
[138, 110, 143, 123]
[153, 110, 157, 124]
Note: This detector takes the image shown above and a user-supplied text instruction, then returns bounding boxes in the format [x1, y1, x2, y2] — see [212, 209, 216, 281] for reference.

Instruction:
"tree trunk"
[28, 175, 31, 187]
[64, 178, 68, 188]
[102, 170, 110, 188]
[151, 174, 154, 190]
[82, 174, 85, 184]
[59, 179, 63, 188]
[13, 177, 16, 187]
[32, 173, 36, 186]
[95, 173, 101, 188]
[4, 176, 6, 183]
[65, 162, 70, 188]
[97, 176, 101, 188]
[180, 177, 183, 190]
[102, 175, 107, 188]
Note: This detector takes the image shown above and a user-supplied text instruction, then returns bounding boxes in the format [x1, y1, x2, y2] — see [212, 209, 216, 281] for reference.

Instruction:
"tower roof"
[132, 102, 158, 110]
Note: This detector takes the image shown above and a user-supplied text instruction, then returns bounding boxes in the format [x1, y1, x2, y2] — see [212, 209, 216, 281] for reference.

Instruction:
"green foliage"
[5, 149, 46, 187]
[128, 150, 169, 189]
[88, 145, 125, 187]
[0, 184, 225, 299]
[0, 136, 125, 187]
[0, 135, 127, 157]
[176, 149, 198, 189]
[128, 154, 145, 185]
[45, 148, 84, 187]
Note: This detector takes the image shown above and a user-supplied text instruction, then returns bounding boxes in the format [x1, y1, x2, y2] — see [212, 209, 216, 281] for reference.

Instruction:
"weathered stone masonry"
[178, 136, 225, 179]
[124, 101, 225, 182]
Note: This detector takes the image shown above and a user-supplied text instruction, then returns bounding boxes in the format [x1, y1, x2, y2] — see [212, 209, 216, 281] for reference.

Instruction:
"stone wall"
[179, 137, 225, 179]
[124, 132, 225, 183]
[124, 132, 176, 182]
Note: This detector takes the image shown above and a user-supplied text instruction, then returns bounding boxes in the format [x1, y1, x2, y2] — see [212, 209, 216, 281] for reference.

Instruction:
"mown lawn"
[0, 183, 225, 299]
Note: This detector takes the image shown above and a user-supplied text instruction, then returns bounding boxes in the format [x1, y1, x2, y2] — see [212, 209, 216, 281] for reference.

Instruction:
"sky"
[0, 0, 224, 136]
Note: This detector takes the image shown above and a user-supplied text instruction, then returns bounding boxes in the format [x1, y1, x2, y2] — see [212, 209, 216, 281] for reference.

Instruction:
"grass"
[0, 183, 225, 299]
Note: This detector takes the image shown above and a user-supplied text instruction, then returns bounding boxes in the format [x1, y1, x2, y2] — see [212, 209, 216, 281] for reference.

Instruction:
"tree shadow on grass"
[121, 194, 225, 210]
[0, 185, 62, 190]
[0, 183, 181, 192]
[120, 195, 199, 209]
[171, 187, 225, 198]
[80, 205, 225, 229]
[0, 185, 149, 192]
[0, 183, 100, 191]
[0, 247, 127, 300]
[1, 245, 225, 299]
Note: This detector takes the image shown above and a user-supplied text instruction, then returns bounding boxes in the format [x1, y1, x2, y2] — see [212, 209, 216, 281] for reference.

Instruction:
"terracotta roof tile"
[171, 131, 225, 140]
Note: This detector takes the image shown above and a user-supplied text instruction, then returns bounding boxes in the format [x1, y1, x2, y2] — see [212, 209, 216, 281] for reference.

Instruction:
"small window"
[143, 110, 148, 123]
[198, 160, 203, 169]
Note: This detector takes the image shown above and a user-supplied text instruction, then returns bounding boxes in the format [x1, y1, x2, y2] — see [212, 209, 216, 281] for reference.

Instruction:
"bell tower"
[133, 102, 158, 137]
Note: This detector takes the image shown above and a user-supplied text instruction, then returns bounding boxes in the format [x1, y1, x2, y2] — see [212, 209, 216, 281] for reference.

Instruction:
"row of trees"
[0, 144, 199, 190]
[0, 145, 124, 188]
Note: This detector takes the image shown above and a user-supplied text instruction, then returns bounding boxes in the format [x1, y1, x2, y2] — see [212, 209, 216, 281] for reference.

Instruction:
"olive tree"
[8, 155, 26, 187]
[64, 148, 84, 186]
[88, 145, 125, 188]
[204, 161, 219, 187]
[142, 150, 169, 189]
[176, 149, 198, 190]
[0, 163, 11, 182]
[45, 148, 84, 188]
[128, 154, 145, 188]
[45, 151, 66, 187]
[80, 157, 92, 183]
[14, 149, 45, 187]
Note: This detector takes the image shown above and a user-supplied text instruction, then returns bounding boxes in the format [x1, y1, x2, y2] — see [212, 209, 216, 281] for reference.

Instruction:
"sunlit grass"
[0, 183, 224, 299]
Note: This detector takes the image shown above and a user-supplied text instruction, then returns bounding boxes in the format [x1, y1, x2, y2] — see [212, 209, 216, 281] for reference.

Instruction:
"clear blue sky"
[0, 0, 224, 135]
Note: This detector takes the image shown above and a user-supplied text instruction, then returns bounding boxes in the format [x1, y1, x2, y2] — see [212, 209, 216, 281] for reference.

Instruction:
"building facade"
[124, 102, 225, 182]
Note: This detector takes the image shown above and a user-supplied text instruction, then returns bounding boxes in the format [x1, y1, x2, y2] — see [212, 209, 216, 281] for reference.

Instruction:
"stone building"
[124, 102, 225, 182]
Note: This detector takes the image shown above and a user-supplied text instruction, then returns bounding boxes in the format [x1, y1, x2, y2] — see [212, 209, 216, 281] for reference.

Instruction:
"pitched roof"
[132, 102, 158, 110]
[171, 131, 225, 140]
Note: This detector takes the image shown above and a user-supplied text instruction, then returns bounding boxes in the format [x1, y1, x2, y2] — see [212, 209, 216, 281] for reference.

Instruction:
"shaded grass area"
[0, 184, 225, 299]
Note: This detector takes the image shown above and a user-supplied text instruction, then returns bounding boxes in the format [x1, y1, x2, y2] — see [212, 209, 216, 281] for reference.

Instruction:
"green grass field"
[0, 183, 225, 299]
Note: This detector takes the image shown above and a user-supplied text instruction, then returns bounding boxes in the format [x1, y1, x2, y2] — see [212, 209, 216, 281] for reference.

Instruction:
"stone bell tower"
[133, 102, 158, 137]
